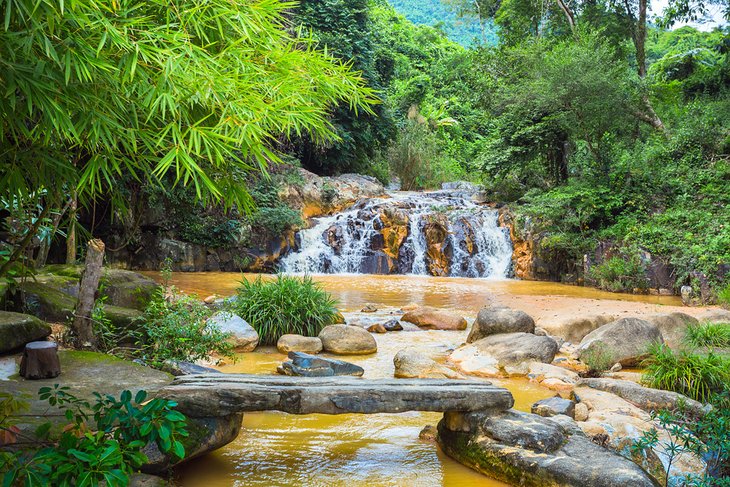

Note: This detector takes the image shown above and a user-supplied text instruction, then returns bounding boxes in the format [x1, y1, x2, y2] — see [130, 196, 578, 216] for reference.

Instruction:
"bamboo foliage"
[0, 0, 378, 207]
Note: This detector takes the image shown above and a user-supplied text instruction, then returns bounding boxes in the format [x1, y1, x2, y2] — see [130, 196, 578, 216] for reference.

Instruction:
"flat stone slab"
[157, 374, 514, 417]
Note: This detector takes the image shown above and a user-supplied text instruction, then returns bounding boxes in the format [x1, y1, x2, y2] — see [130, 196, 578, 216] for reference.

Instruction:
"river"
[154, 272, 690, 486]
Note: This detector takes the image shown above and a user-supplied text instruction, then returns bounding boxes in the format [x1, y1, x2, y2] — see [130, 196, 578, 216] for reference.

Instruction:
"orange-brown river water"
[157, 273, 698, 487]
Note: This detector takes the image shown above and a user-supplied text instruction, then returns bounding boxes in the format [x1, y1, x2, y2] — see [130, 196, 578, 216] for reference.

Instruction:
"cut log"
[20, 341, 61, 379]
[72, 239, 105, 349]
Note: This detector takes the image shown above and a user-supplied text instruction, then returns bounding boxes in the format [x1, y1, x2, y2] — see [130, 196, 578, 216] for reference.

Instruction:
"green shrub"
[631, 392, 730, 485]
[589, 255, 649, 293]
[231, 274, 339, 345]
[250, 206, 302, 237]
[133, 289, 235, 368]
[718, 282, 730, 308]
[580, 343, 615, 376]
[642, 344, 730, 403]
[686, 322, 730, 349]
[1, 386, 187, 486]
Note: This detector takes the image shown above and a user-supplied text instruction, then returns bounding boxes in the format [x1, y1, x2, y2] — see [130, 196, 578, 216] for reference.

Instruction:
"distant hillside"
[387, 0, 497, 46]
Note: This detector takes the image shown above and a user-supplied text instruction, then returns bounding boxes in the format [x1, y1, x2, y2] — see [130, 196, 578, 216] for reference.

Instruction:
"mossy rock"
[15, 281, 142, 329]
[0, 311, 51, 354]
[39, 266, 159, 311]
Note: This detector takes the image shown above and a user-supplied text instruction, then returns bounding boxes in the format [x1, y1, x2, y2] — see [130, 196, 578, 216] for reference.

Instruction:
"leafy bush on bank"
[231, 274, 340, 345]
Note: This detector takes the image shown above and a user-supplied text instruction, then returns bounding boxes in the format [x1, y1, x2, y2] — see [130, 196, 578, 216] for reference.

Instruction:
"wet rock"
[318, 325, 377, 355]
[450, 333, 559, 377]
[467, 306, 535, 342]
[382, 319, 403, 331]
[531, 396, 576, 419]
[0, 311, 51, 354]
[203, 295, 218, 304]
[277, 334, 323, 354]
[577, 318, 663, 367]
[578, 378, 708, 417]
[610, 363, 622, 372]
[277, 352, 364, 377]
[644, 312, 700, 349]
[423, 214, 452, 276]
[361, 304, 378, 313]
[401, 307, 467, 331]
[160, 361, 222, 376]
[438, 409, 660, 487]
[419, 425, 438, 441]
[143, 412, 243, 473]
[208, 312, 259, 352]
[394, 346, 463, 379]
[539, 315, 617, 343]
[367, 323, 387, 333]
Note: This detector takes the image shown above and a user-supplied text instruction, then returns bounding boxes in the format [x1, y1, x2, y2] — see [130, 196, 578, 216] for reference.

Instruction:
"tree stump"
[19, 341, 61, 380]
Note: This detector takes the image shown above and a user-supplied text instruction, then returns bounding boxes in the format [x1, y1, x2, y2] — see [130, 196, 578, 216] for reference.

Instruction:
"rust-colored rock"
[424, 215, 452, 277]
[401, 307, 467, 331]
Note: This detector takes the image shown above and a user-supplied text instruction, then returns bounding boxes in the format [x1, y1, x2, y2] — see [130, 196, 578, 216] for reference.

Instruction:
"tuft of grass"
[685, 322, 730, 349]
[580, 342, 615, 376]
[231, 274, 340, 345]
[718, 282, 730, 308]
[642, 343, 730, 403]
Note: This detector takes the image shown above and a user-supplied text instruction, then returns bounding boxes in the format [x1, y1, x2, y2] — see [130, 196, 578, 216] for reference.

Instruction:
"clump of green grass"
[642, 343, 730, 403]
[686, 322, 730, 349]
[580, 342, 615, 376]
[231, 274, 340, 345]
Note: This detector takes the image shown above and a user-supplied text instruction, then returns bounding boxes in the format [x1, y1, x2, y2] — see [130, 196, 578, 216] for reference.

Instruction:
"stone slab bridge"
[156, 374, 515, 417]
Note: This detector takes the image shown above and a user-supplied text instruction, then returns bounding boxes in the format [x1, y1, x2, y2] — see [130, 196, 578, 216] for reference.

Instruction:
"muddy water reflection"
[165, 273, 686, 486]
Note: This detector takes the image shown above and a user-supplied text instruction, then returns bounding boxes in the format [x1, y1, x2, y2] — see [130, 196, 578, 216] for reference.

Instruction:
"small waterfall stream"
[279, 191, 513, 278]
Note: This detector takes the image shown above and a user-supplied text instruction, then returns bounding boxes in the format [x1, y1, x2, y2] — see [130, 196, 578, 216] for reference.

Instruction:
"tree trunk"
[66, 191, 78, 264]
[555, 0, 577, 36]
[34, 197, 74, 269]
[72, 239, 105, 349]
[20, 341, 61, 379]
[630, 0, 666, 131]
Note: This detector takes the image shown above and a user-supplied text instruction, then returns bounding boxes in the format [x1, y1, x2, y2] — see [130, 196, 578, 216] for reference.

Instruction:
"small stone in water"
[419, 425, 437, 441]
[361, 304, 378, 313]
[382, 319, 403, 331]
[367, 323, 387, 334]
[610, 363, 622, 372]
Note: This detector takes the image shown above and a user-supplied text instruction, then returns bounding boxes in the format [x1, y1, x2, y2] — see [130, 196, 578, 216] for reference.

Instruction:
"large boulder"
[450, 333, 559, 377]
[0, 311, 51, 354]
[438, 409, 660, 487]
[467, 306, 535, 342]
[644, 312, 699, 349]
[577, 318, 663, 367]
[277, 351, 364, 377]
[277, 334, 323, 354]
[696, 308, 730, 324]
[401, 307, 467, 331]
[538, 315, 617, 344]
[578, 378, 708, 417]
[16, 281, 142, 328]
[39, 265, 159, 310]
[318, 325, 377, 355]
[393, 346, 463, 379]
[208, 312, 259, 352]
[573, 385, 705, 483]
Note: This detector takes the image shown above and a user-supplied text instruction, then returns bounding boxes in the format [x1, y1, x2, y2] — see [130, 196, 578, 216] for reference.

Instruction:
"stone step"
[157, 374, 514, 417]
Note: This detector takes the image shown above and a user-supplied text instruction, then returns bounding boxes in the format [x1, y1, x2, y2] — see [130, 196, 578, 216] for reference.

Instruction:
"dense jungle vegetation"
[1, 0, 729, 300]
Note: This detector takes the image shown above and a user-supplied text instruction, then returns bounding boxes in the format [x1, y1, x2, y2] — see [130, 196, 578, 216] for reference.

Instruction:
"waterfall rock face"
[280, 191, 512, 277]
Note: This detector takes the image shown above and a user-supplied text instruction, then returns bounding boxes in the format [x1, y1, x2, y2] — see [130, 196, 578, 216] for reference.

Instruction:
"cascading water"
[279, 191, 513, 278]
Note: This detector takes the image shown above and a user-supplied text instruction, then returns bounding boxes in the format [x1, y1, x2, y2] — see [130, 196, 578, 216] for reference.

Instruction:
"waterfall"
[279, 191, 513, 278]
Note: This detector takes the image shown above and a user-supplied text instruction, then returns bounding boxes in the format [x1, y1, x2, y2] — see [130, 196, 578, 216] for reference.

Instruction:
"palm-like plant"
[0, 0, 377, 275]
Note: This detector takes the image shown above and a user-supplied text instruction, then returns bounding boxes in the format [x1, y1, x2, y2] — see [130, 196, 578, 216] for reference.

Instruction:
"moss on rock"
[0, 311, 51, 353]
